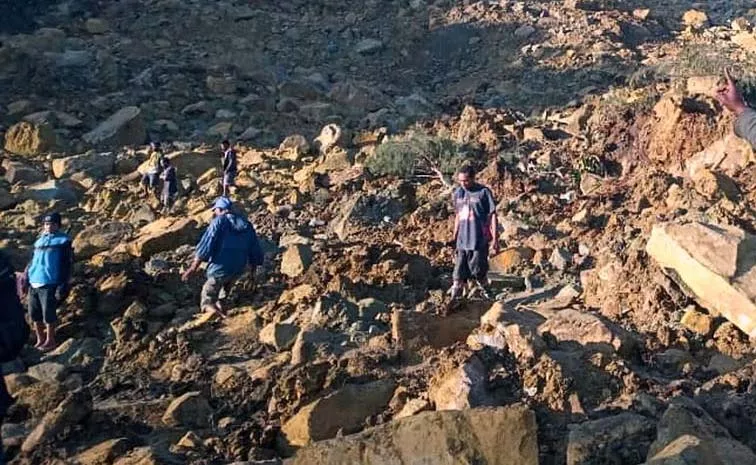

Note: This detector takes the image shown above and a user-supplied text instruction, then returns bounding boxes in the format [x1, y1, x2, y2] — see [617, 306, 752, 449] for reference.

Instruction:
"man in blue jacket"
[181, 197, 263, 317]
[25, 213, 72, 351]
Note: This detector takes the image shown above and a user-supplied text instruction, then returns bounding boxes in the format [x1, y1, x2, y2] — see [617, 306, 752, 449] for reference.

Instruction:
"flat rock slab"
[647, 222, 756, 338]
[290, 405, 538, 465]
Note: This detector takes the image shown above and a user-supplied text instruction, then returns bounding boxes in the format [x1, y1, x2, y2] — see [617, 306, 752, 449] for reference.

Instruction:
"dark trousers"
[453, 249, 489, 282]
[28, 285, 58, 324]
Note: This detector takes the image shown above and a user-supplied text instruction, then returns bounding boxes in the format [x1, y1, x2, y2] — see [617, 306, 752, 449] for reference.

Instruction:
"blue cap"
[42, 212, 61, 225]
[211, 197, 232, 211]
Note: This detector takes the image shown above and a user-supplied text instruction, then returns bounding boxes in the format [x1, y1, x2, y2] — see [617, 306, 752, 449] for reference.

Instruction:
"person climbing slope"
[159, 157, 178, 214]
[181, 197, 263, 318]
[141, 141, 165, 198]
[220, 140, 237, 197]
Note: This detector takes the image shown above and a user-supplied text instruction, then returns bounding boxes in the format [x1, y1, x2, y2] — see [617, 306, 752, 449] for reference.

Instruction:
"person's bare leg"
[39, 323, 56, 351]
[214, 301, 228, 318]
[33, 322, 45, 348]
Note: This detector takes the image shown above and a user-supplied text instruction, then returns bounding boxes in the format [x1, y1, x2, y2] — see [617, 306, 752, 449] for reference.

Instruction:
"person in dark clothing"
[25, 213, 72, 351]
[159, 157, 178, 213]
[716, 69, 756, 149]
[181, 197, 263, 318]
[450, 165, 498, 300]
[0, 250, 30, 465]
[220, 140, 237, 197]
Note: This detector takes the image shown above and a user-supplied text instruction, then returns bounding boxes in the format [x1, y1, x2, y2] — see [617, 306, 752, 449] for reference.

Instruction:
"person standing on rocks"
[716, 69, 756, 149]
[450, 165, 498, 300]
[220, 140, 237, 197]
[159, 157, 178, 214]
[24, 213, 72, 351]
[141, 141, 165, 198]
[181, 197, 263, 318]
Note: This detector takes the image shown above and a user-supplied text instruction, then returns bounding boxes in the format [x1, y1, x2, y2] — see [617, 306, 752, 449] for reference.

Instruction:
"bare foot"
[33, 339, 44, 349]
[202, 304, 227, 319]
[38, 341, 56, 352]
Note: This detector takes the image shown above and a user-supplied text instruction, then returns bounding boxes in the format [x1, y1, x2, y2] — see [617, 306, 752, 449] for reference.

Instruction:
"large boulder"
[4, 161, 45, 185]
[83, 106, 146, 148]
[126, 217, 199, 258]
[567, 413, 656, 465]
[73, 438, 133, 465]
[290, 405, 538, 465]
[21, 390, 93, 452]
[429, 356, 491, 410]
[23, 179, 82, 203]
[280, 244, 313, 278]
[646, 222, 756, 338]
[0, 188, 16, 210]
[537, 309, 638, 356]
[3, 121, 56, 156]
[52, 151, 116, 179]
[281, 380, 396, 448]
[73, 222, 133, 259]
[644, 397, 756, 464]
[140, 151, 218, 178]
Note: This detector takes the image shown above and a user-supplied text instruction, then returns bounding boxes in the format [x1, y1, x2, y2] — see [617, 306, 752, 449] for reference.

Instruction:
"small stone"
[682, 9, 708, 29]
[259, 322, 300, 351]
[396, 398, 430, 419]
[162, 392, 212, 428]
[549, 248, 571, 271]
[279, 134, 311, 160]
[355, 38, 384, 55]
[707, 354, 743, 375]
[280, 244, 313, 278]
[206, 75, 238, 94]
[215, 109, 237, 119]
[681, 306, 714, 336]
[514, 25, 536, 39]
[207, 122, 233, 138]
[732, 18, 752, 32]
[7, 100, 32, 115]
[27, 362, 68, 384]
[239, 127, 262, 141]
[85, 18, 110, 34]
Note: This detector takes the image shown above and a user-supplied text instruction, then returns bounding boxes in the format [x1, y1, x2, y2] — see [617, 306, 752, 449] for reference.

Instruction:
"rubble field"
[2, 0, 756, 464]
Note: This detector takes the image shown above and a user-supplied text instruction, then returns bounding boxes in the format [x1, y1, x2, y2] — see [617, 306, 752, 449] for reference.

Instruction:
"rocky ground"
[2, 1, 756, 464]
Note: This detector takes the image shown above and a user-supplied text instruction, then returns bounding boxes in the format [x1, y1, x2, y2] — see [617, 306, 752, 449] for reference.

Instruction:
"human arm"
[485, 188, 499, 254]
[716, 70, 756, 148]
[182, 219, 222, 281]
[55, 241, 73, 302]
[247, 227, 264, 269]
[734, 108, 756, 150]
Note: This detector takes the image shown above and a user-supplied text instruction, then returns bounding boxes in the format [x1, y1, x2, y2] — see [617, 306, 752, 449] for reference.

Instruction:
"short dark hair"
[221, 140, 230, 147]
[458, 165, 476, 177]
[42, 212, 62, 225]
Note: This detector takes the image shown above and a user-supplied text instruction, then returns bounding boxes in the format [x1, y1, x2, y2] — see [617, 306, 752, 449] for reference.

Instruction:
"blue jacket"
[195, 213, 263, 278]
[27, 232, 72, 287]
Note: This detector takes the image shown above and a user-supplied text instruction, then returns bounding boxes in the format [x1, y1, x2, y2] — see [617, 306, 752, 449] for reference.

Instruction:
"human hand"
[181, 269, 194, 282]
[55, 284, 70, 303]
[716, 69, 748, 115]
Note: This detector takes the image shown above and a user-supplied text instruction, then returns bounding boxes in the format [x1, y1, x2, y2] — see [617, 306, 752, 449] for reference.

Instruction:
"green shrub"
[366, 133, 470, 177]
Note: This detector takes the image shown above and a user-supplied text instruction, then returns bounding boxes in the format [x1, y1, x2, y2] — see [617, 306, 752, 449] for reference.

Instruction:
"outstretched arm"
[716, 69, 756, 149]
